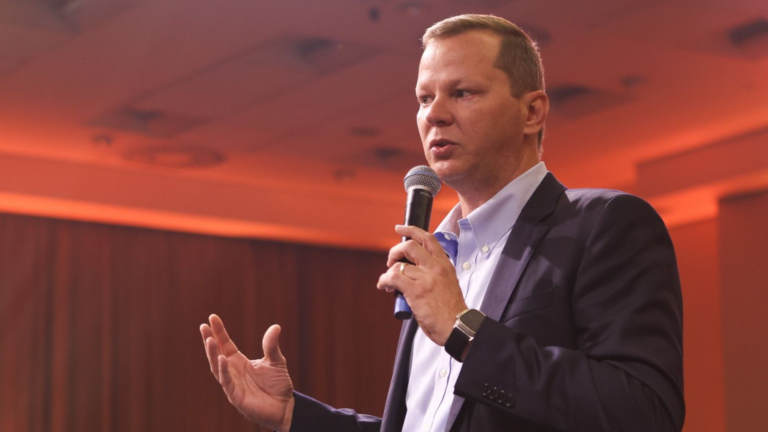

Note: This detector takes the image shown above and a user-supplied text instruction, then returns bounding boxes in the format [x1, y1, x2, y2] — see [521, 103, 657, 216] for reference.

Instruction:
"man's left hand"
[377, 225, 467, 345]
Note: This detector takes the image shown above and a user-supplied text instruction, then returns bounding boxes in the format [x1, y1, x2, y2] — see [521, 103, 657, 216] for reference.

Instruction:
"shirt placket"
[420, 223, 478, 432]
[457, 219, 477, 299]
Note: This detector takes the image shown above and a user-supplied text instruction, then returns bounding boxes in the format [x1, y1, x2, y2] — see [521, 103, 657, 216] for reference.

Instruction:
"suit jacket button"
[482, 384, 490, 397]
[497, 390, 507, 403]
[504, 396, 516, 407]
[489, 387, 499, 398]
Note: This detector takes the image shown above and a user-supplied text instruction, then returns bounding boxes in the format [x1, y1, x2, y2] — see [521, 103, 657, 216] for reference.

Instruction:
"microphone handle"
[394, 188, 433, 320]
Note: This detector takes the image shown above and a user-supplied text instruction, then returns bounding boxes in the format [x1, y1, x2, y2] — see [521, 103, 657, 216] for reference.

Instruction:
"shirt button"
[444, 234, 451, 240]
[463, 262, 471, 270]
[439, 369, 447, 378]
[482, 245, 489, 253]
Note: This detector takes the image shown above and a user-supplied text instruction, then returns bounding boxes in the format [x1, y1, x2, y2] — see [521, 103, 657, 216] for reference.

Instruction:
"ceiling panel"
[0, 0, 289, 122]
[0, 22, 69, 76]
[0, 0, 139, 33]
[541, 0, 768, 181]
[263, 92, 421, 169]
[219, 53, 417, 152]
[131, 33, 380, 120]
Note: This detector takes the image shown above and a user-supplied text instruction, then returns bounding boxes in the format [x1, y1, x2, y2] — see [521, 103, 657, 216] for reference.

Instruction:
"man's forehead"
[419, 32, 499, 67]
[416, 32, 501, 85]
[422, 31, 501, 55]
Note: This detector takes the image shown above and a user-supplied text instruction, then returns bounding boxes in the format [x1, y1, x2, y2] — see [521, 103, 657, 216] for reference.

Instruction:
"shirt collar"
[435, 162, 548, 252]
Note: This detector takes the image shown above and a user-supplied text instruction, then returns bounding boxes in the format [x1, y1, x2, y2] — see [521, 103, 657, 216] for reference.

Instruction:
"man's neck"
[456, 156, 540, 218]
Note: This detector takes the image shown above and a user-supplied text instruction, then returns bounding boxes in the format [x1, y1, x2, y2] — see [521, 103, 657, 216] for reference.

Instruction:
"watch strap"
[445, 325, 470, 362]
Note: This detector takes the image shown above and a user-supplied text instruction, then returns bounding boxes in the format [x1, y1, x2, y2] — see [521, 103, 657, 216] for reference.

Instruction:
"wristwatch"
[444, 309, 486, 362]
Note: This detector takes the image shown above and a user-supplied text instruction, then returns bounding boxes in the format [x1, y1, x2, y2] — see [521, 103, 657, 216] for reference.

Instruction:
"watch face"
[461, 309, 486, 332]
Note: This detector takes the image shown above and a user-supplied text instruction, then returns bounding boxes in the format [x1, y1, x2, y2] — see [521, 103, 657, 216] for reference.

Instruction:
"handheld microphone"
[395, 165, 442, 320]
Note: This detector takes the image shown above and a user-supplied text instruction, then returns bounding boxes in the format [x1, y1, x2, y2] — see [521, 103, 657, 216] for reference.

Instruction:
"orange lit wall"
[668, 188, 768, 432]
[669, 220, 726, 432]
[719, 191, 768, 432]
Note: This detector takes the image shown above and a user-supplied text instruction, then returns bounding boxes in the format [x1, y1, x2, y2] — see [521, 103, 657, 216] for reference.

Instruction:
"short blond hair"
[422, 15, 546, 146]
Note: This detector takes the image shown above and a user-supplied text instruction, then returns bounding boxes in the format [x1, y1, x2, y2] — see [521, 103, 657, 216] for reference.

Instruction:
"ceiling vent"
[124, 145, 224, 169]
[729, 18, 768, 46]
[693, 16, 768, 61]
[348, 126, 381, 137]
[549, 84, 591, 105]
[337, 145, 424, 173]
[88, 107, 207, 138]
[726, 17, 768, 59]
[291, 35, 379, 75]
[547, 83, 631, 119]
[0, 0, 136, 33]
[238, 34, 379, 76]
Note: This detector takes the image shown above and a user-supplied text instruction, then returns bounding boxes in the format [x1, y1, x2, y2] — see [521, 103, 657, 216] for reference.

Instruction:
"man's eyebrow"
[415, 79, 466, 94]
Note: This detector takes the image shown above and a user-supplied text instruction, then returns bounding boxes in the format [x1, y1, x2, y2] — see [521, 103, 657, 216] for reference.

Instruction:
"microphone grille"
[403, 165, 441, 196]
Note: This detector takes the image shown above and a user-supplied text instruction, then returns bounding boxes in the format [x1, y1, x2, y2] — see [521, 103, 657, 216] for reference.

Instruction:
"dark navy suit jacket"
[290, 173, 685, 432]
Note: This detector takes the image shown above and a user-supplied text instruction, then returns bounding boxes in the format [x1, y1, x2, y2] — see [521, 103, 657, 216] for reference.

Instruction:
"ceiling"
[0, 0, 766, 249]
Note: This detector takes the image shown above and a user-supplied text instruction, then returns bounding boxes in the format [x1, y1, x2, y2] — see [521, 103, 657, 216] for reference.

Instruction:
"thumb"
[262, 324, 286, 365]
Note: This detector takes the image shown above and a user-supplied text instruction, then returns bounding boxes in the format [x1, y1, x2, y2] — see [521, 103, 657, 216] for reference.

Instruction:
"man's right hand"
[200, 314, 294, 432]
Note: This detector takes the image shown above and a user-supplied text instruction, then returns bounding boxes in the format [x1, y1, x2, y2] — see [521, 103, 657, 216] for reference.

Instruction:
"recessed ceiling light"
[333, 168, 356, 182]
[124, 145, 224, 169]
[349, 126, 380, 137]
[398, 2, 427, 17]
[92, 134, 114, 147]
[620, 75, 647, 90]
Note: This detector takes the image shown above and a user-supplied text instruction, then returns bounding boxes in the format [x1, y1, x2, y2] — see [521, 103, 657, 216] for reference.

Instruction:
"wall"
[670, 220, 726, 432]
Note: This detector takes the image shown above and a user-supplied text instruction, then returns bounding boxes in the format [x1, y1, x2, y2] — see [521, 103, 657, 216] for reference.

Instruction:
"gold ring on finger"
[400, 262, 409, 276]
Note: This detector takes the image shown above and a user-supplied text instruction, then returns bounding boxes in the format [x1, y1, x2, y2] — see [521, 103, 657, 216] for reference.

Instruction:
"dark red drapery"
[0, 212, 401, 432]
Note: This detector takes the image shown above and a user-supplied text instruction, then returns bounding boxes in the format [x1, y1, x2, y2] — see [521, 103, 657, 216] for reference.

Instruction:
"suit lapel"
[479, 172, 566, 321]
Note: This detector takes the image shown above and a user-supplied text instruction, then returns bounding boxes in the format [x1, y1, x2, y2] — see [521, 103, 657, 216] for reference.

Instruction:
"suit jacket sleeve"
[289, 391, 382, 432]
[453, 193, 685, 432]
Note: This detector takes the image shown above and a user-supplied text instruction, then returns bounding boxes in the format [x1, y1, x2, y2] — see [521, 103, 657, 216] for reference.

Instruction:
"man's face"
[416, 31, 527, 188]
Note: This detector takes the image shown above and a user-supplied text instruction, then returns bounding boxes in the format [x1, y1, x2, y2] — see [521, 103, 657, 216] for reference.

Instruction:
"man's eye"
[455, 90, 470, 98]
[419, 96, 432, 105]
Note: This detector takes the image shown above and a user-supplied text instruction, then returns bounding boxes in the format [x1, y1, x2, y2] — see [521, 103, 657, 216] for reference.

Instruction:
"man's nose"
[425, 96, 454, 127]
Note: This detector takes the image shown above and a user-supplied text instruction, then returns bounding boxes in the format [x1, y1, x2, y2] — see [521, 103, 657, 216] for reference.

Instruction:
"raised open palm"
[201, 314, 295, 432]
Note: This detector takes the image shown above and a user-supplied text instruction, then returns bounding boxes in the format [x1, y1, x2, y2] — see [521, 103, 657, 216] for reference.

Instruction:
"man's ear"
[522, 90, 549, 138]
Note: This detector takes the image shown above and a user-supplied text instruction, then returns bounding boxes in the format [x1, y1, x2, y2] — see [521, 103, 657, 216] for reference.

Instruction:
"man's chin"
[429, 162, 465, 186]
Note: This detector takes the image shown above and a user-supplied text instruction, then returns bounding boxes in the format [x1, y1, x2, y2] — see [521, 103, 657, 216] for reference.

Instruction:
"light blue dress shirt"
[401, 162, 548, 432]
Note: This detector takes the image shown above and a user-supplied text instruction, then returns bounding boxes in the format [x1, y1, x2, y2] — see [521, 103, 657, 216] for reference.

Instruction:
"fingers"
[387, 240, 432, 268]
[202, 326, 221, 380]
[200, 323, 214, 345]
[387, 225, 446, 267]
[262, 324, 286, 366]
[209, 314, 240, 357]
[395, 261, 420, 281]
[217, 355, 234, 398]
[395, 225, 445, 257]
[377, 265, 417, 294]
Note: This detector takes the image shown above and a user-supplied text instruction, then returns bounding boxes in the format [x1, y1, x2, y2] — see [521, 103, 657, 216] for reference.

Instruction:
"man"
[200, 14, 684, 432]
